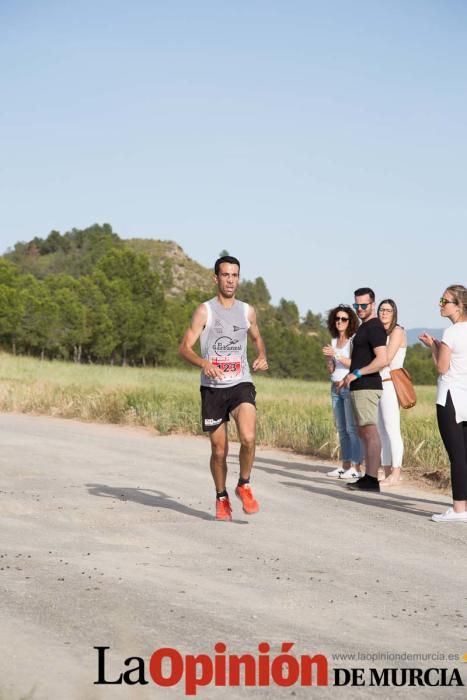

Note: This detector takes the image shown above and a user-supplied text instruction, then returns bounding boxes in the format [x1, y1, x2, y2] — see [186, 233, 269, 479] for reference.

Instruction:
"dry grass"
[0, 353, 448, 480]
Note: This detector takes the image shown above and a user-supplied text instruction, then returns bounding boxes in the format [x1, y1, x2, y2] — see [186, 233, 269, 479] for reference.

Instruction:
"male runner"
[340, 287, 387, 492]
[179, 255, 268, 520]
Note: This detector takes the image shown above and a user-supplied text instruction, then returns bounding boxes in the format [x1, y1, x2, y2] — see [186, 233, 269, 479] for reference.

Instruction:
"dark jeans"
[436, 391, 467, 501]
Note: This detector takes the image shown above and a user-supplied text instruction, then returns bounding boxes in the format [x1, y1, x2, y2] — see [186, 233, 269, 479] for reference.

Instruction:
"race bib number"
[210, 356, 241, 377]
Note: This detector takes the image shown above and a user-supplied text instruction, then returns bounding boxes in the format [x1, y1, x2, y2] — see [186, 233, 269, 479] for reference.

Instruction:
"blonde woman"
[377, 299, 406, 486]
[420, 285, 467, 522]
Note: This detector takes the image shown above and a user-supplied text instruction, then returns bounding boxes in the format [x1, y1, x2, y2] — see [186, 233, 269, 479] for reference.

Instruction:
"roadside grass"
[0, 353, 447, 481]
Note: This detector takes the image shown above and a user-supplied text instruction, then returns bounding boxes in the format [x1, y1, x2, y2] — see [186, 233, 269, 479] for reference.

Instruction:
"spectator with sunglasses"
[322, 305, 363, 479]
[419, 285, 467, 522]
[377, 299, 407, 486]
[338, 287, 388, 492]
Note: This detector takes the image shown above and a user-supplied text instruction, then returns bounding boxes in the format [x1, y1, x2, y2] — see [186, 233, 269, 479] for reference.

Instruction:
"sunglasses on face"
[353, 303, 371, 310]
[335, 316, 349, 322]
[439, 297, 458, 307]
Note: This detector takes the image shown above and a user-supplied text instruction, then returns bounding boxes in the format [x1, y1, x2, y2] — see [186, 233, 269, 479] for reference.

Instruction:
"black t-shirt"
[350, 317, 387, 391]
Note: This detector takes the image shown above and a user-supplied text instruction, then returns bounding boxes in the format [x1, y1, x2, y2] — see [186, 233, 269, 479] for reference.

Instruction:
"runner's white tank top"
[200, 298, 252, 388]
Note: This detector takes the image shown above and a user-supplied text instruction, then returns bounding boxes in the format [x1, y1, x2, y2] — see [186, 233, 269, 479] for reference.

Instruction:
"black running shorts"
[200, 382, 256, 432]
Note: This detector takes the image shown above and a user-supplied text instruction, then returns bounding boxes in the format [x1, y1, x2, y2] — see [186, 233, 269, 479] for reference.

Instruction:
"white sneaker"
[431, 508, 467, 523]
[340, 468, 363, 480]
[327, 467, 345, 477]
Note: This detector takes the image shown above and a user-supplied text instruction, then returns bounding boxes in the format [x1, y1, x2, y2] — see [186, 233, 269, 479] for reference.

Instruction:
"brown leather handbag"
[390, 368, 417, 409]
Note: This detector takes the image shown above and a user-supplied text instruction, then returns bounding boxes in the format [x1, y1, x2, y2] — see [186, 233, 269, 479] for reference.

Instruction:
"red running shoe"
[215, 497, 232, 521]
[235, 484, 259, 514]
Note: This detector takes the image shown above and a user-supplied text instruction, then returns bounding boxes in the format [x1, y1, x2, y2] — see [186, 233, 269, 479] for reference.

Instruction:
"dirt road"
[1, 413, 466, 699]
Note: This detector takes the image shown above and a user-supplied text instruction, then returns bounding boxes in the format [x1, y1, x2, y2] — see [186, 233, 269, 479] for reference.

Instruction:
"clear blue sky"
[1, 0, 466, 328]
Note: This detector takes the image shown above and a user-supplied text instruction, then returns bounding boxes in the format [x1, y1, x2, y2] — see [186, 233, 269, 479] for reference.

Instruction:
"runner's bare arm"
[247, 305, 268, 371]
[178, 304, 224, 380]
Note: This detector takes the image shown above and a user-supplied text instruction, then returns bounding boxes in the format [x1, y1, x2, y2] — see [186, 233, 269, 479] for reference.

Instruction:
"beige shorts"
[351, 389, 382, 426]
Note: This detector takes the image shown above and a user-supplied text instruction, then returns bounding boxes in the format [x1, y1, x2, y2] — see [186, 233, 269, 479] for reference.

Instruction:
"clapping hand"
[419, 332, 435, 348]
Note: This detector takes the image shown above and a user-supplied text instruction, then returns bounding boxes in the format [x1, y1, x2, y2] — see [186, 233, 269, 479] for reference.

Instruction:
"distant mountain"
[406, 328, 444, 346]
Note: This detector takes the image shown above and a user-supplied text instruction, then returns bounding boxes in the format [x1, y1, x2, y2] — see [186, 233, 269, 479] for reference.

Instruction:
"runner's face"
[215, 263, 240, 298]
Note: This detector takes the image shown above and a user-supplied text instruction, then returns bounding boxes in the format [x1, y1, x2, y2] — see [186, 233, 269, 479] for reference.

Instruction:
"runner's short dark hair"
[354, 287, 375, 301]
[215, 256, 241, 275]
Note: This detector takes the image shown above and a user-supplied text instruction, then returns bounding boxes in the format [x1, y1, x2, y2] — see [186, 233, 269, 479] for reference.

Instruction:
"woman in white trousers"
[377, 299, 406, 485]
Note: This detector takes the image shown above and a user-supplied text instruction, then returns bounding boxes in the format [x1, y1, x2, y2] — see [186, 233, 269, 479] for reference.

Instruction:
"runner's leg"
[231, 402, 256, 480]
[209, 422, 229, 492]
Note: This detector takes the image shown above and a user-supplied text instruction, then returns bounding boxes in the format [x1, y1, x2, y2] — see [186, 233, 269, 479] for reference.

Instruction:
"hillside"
[3, 224, 213, 297]
[124, 238, 213, 296]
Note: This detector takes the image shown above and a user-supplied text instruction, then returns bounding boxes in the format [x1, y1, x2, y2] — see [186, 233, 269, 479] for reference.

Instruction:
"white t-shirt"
[436, 321, 467, 422]
[330, 337, 352, 382]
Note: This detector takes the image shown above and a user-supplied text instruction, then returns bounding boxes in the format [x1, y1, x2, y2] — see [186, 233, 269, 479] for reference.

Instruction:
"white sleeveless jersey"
[200, 297, 252, 388]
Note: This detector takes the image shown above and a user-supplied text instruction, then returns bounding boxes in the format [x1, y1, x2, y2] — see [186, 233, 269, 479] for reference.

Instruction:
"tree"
[405, 345, 437, 384]
[41, 230, 63, 255]
[78, 276, 116, 361]
[97, 248, 160, 295]
[17, 281, 60, 359]
[238, 277, 271, 308]
[0, 284, 24, 353]
[301, 310, 325, 334]
[45, 277, 87, 360]
[0, 259, 20, 286]
[276, 298, 300, 327]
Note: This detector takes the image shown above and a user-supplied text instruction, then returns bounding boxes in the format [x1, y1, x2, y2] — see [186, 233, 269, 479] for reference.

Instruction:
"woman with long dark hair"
[420, 285, 467, 522]
[322, 305, 363, 479]
[377, 299, 406, 486]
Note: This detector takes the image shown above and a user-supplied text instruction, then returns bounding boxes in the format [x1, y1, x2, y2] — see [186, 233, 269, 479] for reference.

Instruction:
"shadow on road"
[252, 463, 448, 518]
[252, 455, 331, 474]
[86, 483, 214, 521]
[282, 480, 443, 520]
